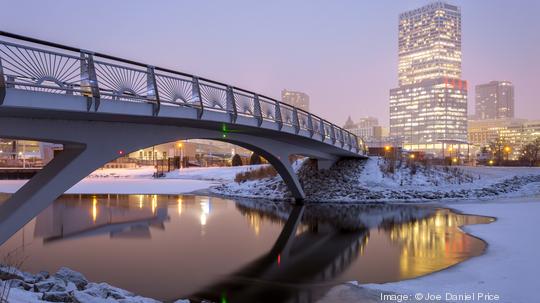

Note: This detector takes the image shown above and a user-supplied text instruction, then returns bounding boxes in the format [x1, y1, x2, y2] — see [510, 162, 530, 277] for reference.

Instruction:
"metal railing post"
[320, 121, 325, 141]
[292, 108, 300, 134]
[192, 76, 204, 119]
[275, 100, 283, 130]
[226, 86, 237, 123]
[80, 52, 100, 111]
[146, 66, 160, 116]
[0, 57, 5, 105]
[253, 94, 263, 126]
[330, 125, 336, 144]
[307, 113, 314, 137]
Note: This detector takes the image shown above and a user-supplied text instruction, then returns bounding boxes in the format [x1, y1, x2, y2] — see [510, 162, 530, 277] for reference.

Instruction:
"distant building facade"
[281, 89, 310, 111]
[468, 118, 540, 160]
[389, 2, 468, 154]
[475, 81, 514, 120]
[343, 116, 382, 141]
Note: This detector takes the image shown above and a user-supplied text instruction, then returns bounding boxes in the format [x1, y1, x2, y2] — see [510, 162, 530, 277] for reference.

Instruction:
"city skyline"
[1, 0, 538, 126]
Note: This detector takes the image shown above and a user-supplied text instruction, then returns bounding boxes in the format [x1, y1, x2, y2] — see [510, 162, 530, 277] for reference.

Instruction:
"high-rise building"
[390, 2, 468, 153]
[281, 89, 310, 111]
[475, 81, 515, 120]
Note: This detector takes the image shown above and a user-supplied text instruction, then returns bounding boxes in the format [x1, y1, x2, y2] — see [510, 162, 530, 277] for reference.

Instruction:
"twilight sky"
[1, 0, 539, 126]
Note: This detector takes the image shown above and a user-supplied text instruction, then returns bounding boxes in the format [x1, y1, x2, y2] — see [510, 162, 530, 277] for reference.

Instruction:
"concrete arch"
[0, 117, 320, 244]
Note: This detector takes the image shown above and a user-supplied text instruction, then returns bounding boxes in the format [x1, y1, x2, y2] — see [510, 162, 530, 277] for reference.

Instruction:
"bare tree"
[520, 138, 540, 167]
[488, 138, 508, 165]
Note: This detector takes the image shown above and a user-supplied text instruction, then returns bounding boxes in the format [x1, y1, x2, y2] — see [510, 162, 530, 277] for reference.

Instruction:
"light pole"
[504, 146, 511, 162]
[177, 142, 184, 169]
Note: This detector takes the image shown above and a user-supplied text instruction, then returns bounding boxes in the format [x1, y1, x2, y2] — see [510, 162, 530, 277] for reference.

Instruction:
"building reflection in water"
[387, 208, 493, 278]
[0, 194, 492, 303]
[34, 195, 171, 243]
[233, 199, 493, 285]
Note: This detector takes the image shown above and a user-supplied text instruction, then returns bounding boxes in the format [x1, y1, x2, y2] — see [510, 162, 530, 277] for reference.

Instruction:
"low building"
[468, 118, 540, 160]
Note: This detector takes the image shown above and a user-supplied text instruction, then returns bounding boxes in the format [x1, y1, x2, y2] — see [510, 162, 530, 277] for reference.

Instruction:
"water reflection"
[34, 195, 170, 243]
[0, 195, 492, 302]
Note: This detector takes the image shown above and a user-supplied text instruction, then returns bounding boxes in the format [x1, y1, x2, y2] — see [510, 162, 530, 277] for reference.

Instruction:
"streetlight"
[504, 146, 511, 161]
[177, 142, 184, 169]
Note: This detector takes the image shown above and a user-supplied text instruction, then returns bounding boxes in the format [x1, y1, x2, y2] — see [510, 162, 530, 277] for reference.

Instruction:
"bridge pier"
[0, 143, 115, 245]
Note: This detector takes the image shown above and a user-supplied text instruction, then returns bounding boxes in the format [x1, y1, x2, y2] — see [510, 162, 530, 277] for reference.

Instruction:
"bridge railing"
[0, 31, 365, 155]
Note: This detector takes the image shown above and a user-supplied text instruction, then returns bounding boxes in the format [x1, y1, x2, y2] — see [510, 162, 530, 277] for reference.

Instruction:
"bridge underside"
[0, 116, 348, 245]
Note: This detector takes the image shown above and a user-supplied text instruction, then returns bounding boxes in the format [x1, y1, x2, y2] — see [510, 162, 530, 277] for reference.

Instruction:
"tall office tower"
[281, 89, 310, 111]
[475, 81, 515, 120]
[390, 2, 468, 153]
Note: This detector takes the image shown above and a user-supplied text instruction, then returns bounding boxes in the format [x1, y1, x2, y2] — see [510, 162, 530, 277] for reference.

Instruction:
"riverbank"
[212, 158, 540, 202]
[317, 197, 540, 303]
[1, 160, 538, 201]
[0, 266, 174, 303]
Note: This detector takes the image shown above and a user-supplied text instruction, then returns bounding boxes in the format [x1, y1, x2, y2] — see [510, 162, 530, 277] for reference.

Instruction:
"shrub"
[249, 153, 263, 165]
[231, 154, 243, 166]
[234, 165, 277, 183]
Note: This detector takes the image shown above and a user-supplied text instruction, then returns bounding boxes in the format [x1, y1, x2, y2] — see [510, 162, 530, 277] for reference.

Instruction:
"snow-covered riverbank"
[212, 158, 540, 202]
[0, 266, 171, 303]
[317, 198, 540, 303]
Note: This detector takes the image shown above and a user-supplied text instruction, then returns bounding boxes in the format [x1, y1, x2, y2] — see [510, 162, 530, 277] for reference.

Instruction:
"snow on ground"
[163, 165, 266, 181]
[212, 157, 540, 202]
[0, 178, 215, 195]
[317, 198, 540, 303]
[0, 165, 263, 195]
[88, 165, 260, 182]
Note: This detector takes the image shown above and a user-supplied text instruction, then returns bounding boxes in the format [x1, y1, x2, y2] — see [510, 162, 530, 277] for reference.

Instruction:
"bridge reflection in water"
[0, 195, 492, 302]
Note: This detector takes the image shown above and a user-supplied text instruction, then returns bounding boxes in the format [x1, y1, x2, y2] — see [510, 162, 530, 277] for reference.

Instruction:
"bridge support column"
[0, 143, 117, 245]
[316, 158, 337, 170]
[272, 153, 305, 201]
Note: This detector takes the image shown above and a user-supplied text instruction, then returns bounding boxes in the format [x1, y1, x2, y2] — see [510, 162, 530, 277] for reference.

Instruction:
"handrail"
[0, 30, 364, 154]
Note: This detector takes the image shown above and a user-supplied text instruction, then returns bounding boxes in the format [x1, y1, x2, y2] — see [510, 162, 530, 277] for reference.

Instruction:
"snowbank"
[0, 266, 160, 303]
[317, 198, 540, 303]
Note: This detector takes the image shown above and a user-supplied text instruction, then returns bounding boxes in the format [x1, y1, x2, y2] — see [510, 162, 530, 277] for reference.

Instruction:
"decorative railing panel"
[93, 60, 149, 102]
[233, 91, 255, 116]
[155, 72, 199, 107]
[259, 96, 277, 121]
[0, 41, 85, 96]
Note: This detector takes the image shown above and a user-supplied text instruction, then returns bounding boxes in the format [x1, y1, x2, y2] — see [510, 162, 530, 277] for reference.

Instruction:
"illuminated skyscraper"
[475, 81, 515, 120]
[390, 2, 468, 153]
[281, 89, 310, 112]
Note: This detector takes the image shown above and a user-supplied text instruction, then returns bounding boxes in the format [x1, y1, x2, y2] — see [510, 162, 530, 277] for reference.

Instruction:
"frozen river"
[0, 194, 492, 302]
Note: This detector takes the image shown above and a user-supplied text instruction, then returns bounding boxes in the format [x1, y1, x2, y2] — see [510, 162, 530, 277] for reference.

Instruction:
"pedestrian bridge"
[0, 31, 366, 245]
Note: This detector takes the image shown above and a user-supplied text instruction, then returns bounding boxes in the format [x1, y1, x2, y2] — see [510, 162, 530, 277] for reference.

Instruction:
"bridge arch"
[0, 117, 332, 244]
